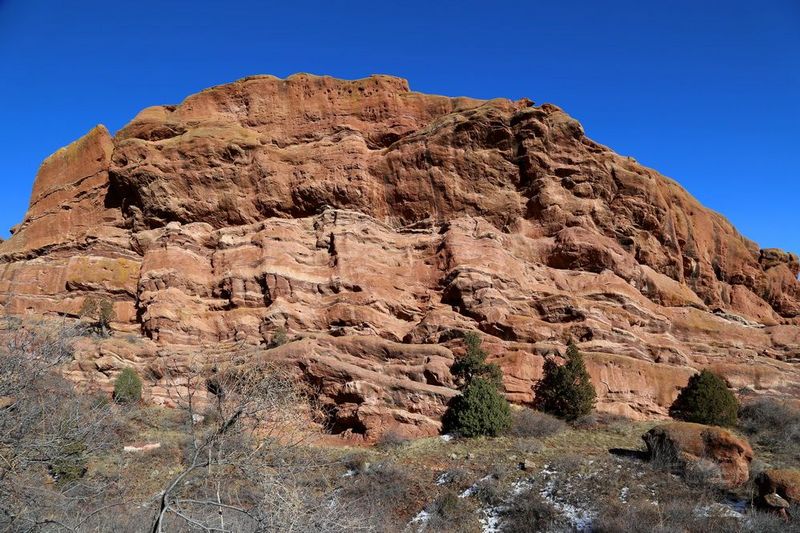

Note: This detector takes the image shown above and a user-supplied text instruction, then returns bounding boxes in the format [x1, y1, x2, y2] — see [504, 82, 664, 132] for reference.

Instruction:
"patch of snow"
[407, 509, 431, 530]
[539, 464, 558, 476]
[510, 478, 534, 497]
[440, 434, 454, 442]
[341, 468, 357, 478]
[695, 502, 745, 520]
[325, 489, 342, 510]
[619, 487, 629, 503]
[475, 478, 537, 533]
[436, 472, 450, 485]
[476, 479, 535, 533]
[479, 505, 503, 533]
[460, 475, 493, 498]
[538, 469, 595, 532]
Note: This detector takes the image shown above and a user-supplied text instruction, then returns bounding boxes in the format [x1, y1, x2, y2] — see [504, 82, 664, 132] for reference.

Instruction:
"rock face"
[642, 422, 753, 487]
[1, 74, 799, 440]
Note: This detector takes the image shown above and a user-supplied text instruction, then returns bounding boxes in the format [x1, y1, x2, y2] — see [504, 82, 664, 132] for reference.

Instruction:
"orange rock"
[1, 74, 800, 439]
[643, 422, 753, 487]
[757, 469, 800, 504]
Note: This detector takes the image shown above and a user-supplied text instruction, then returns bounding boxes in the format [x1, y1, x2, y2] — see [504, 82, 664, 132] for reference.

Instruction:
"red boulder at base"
[643, 422, 753, 487]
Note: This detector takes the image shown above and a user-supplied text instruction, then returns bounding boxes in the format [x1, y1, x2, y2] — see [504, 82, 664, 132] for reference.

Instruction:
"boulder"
[123, 443, 162, 453]
[642, 422, 753, 487]
[757, 469, 800, 505]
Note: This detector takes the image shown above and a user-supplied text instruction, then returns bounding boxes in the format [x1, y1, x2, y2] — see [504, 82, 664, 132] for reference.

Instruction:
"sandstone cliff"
[1, 74, 798, 439]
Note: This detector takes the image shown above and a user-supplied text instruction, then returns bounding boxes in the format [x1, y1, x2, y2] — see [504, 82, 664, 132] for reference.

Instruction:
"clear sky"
[1, 0, 798, 253]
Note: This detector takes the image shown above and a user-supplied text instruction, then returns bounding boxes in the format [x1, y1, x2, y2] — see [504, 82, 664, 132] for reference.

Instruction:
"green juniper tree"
[113, 367, 143, 405]
[669, 369, 739, 427]
[450, 331, 503, 387]
[533, 340, 596, 421]
[442, 332, 510, 437]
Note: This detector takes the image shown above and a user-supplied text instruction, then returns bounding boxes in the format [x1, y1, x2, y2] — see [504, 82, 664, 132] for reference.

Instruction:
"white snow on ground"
[407, 510, 431, 530]
[325, 489, 343, 510]
[436, 472, 450, 485]
[619, 486, 629, 503]
[695, 501, 746, 520]
[538, 468, 595, 532]
[477, 467, 599, 533]
[460, 475, 493, 498]
[510, 478, 534, 497]
[477, 479, 534, 533]
[341, 468, 357, 477]
[440, 434, 454, 442]
[479, 508, 502, 533]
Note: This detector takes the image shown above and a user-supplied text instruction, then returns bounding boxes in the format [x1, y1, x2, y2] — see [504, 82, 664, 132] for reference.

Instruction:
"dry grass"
[739, 397, 800, 468]
[2, 320, 795, 533]
[505, 408, 566, 438]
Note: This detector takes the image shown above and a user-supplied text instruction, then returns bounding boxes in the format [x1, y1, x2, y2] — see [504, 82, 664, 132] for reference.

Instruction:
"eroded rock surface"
[1, 74, 799, 440]
[757, 469, 800, 505]
[643, 422, 753, 487]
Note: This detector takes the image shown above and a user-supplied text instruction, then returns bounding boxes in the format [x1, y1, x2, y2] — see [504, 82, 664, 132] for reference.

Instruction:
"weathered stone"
[1, 74, 800, 440]
[763, 492, 790, 510]
[757, 469, 800, 505]
[643, 422, 753, 487]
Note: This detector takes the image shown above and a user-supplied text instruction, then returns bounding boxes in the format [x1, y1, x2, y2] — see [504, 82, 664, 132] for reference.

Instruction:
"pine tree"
[450, 331, 503, 387]
[669, 369, 739, 427]
[533, 340, 596, 421]
[442, 332, 510, 437]
[442, 377, 512, 437]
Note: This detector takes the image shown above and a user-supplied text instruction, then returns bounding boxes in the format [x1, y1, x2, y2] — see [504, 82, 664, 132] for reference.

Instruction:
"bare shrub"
[79, 297, 116, 337]
[148, 363, 378, 532]
[500, 488, 570, 533]
[377, 428, 412, 449]
[342, 451, 372, 474]
[473, 476, 503, 507]
[547, 453, 584, 474]
[570, 412, 600, 430]
[593, 496, 740, 533]
[571, 411, 630, 430]
[338, 461, 423, 529]
[511, 437, 543, 455]
[592, 500, 662, 533]
[506, 408, 566, 438]
[647, 435, 682, 473]
[683, 458, 723, 488]
[744, 505, 800, 532]
[436, 467, 472, 490]
[425, 491, 479, 532]
[0, 320, 123, 531]
[739, 398, 800, 465]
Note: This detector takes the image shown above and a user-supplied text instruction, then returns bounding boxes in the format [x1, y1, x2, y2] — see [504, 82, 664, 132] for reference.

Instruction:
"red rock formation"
[757, 469, 800, 504]
[642, 422, 753, 487]
[1, 74, 799, 440]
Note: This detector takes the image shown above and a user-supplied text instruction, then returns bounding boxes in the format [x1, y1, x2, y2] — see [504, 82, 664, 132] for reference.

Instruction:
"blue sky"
[1, 0, 798, 253]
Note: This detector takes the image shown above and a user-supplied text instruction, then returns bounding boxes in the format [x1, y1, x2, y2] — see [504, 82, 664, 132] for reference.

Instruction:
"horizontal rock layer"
[1, 74, 799, 440]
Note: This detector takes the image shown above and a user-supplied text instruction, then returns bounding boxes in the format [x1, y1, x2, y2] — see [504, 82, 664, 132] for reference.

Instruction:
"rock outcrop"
[757, 469, 800, 505]
[642, 422, 753, 487]
[1, 74, 799, 440]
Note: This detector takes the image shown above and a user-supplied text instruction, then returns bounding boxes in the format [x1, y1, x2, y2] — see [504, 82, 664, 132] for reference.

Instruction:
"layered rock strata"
[1, 74, 799, 439]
